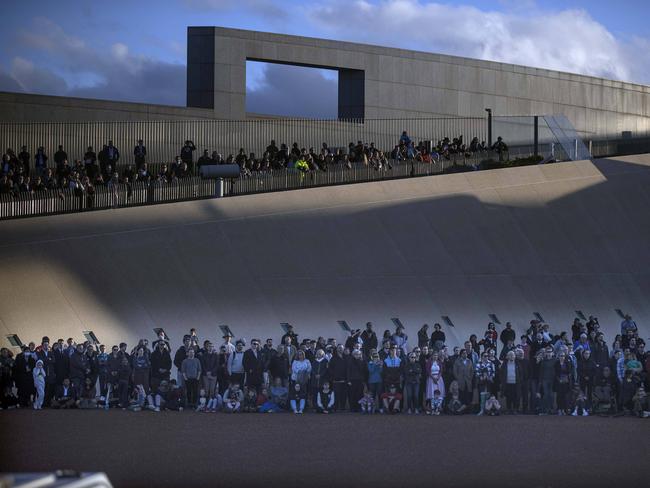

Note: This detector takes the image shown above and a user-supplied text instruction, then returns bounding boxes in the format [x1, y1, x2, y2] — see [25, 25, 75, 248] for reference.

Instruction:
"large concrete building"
[1, 26, 650, 140]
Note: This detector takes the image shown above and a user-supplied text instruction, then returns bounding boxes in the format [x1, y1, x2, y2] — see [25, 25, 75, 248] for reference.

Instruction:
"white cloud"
[1, 17, 186, 106]
[306, 0, 646, 84]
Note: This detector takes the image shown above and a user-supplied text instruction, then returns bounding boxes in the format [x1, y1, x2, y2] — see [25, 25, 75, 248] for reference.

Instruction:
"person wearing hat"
[222, 332, 235, 356]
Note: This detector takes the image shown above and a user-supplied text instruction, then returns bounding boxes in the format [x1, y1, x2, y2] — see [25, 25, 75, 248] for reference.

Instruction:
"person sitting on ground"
[289, 382, 307, 414]
[484, 394, 501, 416]
[317, 382, 335, 414]
[147, 380, 169, 412]
[445, 381, 467, 415]
[165, 379, 185, 412]
[242, 387, 258, 413]
[196, 388, 208, 412]
[381, 384, 402, 414]
[206, 387, 223, 413]
[270, 377, 289, 410]
[359, 385, 375, 414]
[223, 383, 243, 413]
[51, 378, 77, 409]
[256, 387, 269, 412]
[632, 386, 650, 418]
[571, 389, 588, 416]
[431, 390, 444, 415]
[128, 384, 146, 412]
[78, 377, 98, 409]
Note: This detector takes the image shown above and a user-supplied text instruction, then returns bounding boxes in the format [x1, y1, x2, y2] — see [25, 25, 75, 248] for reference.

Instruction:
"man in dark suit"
[243, 339, 264, 391]
[51, 378, 78, 409]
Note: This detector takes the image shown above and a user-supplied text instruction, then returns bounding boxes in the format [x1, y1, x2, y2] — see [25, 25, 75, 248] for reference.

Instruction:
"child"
[358, 385, 375, 414]
[446, 390, 467, 415]
[484, 394, 501, 416]
[430, 390, 443, 415]
[289, 382, 307, 414]
[32, 360, 46, 410]
[380, 384, 402, 414]
[196, 388, 208, 412]
[571, 390, 589, 416]
[224, 383, 243, 413]
[317, 382, 335, 414]
[206, 389, 223, 412]
[242, 387, 258, 413]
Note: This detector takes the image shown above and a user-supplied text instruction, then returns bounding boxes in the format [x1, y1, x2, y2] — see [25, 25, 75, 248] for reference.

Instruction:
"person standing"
[133, 139, 147, 170]
[200, 342, 219, 400]
[32, 360, 46, 409]
[360, 322, 377, 359]
[180, 140, 196, 173]
[243, 339, 264, 391]
[181, 348, 202, 408]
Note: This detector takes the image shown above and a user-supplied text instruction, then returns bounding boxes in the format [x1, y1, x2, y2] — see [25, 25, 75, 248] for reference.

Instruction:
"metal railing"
[3, 149, 519, 220]
[0, 178, 217, 219]
[0, 117, 486, 167]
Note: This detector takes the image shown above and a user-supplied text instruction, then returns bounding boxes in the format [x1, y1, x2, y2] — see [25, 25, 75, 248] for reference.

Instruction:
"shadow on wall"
[1, 156, 650, 348]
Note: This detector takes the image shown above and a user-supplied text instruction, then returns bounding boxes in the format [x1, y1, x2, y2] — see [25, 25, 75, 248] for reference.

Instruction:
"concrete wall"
[0, 91, 216, 122]
[187, 27, 650, 138]
[1, 154, 649, 351]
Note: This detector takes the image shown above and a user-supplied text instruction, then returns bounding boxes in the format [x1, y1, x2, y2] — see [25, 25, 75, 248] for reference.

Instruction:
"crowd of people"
[0, 131, 505, 197]
[1, 315, 647, 417]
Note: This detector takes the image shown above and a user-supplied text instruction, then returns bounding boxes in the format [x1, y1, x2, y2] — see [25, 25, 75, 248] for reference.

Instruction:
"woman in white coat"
[33, 359, 46, 409]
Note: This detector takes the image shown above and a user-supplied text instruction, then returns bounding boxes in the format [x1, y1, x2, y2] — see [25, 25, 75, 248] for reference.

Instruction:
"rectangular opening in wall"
[337, 320, 351, 332]
[6, 334, 23, 347]
[82, 331, 100, 344]
[246, 61, 338, 119]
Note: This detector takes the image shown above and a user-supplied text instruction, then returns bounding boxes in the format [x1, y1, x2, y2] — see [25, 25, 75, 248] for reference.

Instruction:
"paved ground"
[1, 410, 649, 487]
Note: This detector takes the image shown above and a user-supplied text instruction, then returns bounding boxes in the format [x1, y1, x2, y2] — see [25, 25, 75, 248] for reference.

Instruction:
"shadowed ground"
[0, 410, 648, 487]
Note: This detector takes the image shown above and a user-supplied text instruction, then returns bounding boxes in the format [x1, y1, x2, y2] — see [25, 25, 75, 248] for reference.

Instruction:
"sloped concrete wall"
[1, 155, 649, 350]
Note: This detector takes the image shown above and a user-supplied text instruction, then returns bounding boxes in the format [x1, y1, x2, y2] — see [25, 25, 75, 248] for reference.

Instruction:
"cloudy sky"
[1, 0, 649, 118]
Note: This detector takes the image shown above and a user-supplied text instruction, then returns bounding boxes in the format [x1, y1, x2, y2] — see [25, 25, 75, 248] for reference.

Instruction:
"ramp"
[1, 154, 649, 349]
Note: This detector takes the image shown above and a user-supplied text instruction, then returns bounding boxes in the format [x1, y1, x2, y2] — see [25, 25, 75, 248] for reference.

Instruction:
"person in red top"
[381, 384, 402, 414]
